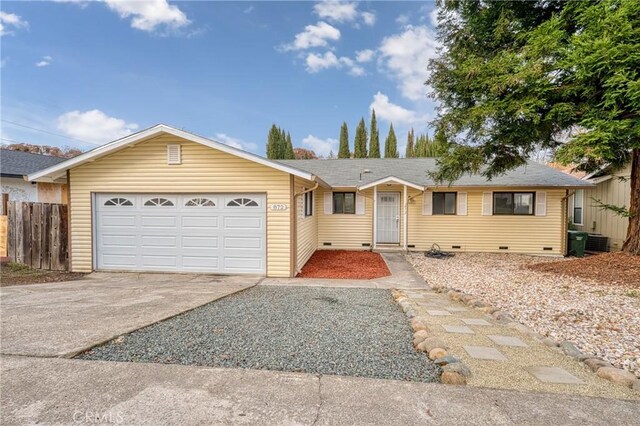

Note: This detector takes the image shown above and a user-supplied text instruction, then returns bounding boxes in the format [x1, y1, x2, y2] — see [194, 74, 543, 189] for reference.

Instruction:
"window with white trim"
[304, 191, 314, 217]
[333, 192, 355, 214]
[433, 192, 457, 215]
[573, 189, 584, 225]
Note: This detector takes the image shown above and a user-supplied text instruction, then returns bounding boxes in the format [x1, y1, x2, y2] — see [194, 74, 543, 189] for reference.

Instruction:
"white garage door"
[94, 193, 266, 274]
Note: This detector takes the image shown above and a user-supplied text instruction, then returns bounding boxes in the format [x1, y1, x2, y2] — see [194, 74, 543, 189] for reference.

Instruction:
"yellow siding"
[317, 187, 373, 249]
[408, 188, 566, 255]
[294, 177, 317, 271]
[69, 134, 293, 277]
[573, 162, 631, 250]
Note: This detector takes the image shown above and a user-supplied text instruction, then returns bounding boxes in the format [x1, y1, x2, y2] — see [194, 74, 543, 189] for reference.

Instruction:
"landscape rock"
[441, 371, 467, 385]
[428, 348, 447, 360]
[448, 291, 462, 301]
[541, 338, 560, 347]
[461, 294, 474, 304]
[442, 362, 472, 378]
[596, 367, 637, 388]
[433, 355, 459, 366]
[510, 323, 533, 335]
[480, 306, 499, 314]
[412, 330, 430, 346]
[561, 341, 589, 360]
[405, 309, 416, 318]
[410, 319, 429, 333]
[417, 337, 448, 353]
[584, 358, 613, 372]
[633, 379, 640, 392]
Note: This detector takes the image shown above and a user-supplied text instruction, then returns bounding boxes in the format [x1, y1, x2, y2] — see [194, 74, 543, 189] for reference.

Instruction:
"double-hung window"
[493, 192, 535, 215]
[573, 189, 584, 225]
[304, 191, 314, 217]
[333, 192, 355, 214]
[432, 192, 457, 215]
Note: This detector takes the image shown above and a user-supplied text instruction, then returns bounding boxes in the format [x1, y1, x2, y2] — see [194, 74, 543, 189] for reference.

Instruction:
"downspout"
[403, 185, 408, 251]
[294, 181, 319, 197]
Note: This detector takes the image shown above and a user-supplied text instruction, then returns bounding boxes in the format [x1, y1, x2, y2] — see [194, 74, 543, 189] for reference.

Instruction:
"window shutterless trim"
[492, 192, 535, 216]
[304, 191, 314, 217]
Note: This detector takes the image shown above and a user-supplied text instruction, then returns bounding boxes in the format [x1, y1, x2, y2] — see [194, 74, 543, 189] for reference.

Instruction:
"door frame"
[375, 191, 401, 244]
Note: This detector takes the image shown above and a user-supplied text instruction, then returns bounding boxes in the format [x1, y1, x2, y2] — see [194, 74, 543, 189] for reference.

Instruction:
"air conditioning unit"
[585, 234, 608, 252]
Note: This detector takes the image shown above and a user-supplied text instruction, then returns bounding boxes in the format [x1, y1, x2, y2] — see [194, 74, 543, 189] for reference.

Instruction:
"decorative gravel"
[406, 252, 640, 378]
[78, 286, 440, 382]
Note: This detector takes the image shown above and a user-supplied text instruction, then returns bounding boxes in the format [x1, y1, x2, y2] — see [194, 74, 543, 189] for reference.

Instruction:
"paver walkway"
[400, 288, 639, 400]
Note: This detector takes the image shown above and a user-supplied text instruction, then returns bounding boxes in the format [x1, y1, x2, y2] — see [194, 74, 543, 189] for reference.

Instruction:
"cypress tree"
[384, 124, 398, 158]
[405, 128, 415, 158]
[368, 109, 380, 158]
[266, 124, 279, 159]
[354, 118, 368, 158]
[284, 132, 295, 159]
[338, 122, 350, 159]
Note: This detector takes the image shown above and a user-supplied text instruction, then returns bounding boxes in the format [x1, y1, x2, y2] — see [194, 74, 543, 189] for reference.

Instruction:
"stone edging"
[392, 289, 472, 385]
[425, 283, 640, 392]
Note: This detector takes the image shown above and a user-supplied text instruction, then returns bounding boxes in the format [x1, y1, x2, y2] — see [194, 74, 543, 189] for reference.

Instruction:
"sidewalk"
[1, 355, 639, 425]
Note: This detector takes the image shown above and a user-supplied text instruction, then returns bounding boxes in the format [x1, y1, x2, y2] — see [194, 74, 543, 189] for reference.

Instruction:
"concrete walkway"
[1, 355, 639, 426]
[261, 253, 428, 289]
[399, 288, 639, 400]
[0, 273, 259, 357]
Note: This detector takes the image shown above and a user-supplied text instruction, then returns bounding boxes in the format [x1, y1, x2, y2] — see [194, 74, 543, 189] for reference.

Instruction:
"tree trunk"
[622, 148, 640, 255]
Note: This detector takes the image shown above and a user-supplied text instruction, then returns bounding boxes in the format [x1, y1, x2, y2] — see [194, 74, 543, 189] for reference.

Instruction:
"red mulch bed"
[297, 250, 391, 279]
[528, 251, 640, 288]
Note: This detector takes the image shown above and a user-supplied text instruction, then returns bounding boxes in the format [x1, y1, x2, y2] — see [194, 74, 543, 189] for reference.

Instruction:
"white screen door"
[376, 192, 400, 244]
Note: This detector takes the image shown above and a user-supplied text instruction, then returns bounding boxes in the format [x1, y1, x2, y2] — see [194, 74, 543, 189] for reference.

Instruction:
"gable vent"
[167, 144, 181, 165]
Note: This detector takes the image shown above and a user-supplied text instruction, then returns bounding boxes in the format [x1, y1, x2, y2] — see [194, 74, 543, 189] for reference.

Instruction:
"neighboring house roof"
[0, 149, 67, 179]
[27, 124, 322, 184]
[277, 158, 593, 189]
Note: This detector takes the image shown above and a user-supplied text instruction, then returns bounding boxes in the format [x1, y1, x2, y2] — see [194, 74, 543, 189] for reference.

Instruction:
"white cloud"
[305, 51, 340, 73]
[361, 11, 376, 26]
[313, 1, 375, 27]
[57, 109, 139, 144]
[370, 92, 422, 125]
[313, 1, 358, 23]
[104, 0, 190, 32]
[378, 25, 439, 101]
[35, 55, 53, 67]
[429, 7, 439, 27]
[243, 5, 255, 14]
[396, 14, 410, 25]
[282, 21, 340, 51]
[0, 11, 29, 37]
[355, 49, 374, 63]
[214, 133, 258, 153]
[305, 52, 364, 76]
[301, 135, 338, 158]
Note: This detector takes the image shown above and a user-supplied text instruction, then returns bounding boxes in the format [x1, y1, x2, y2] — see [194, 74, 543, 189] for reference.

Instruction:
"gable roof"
[277, 158, 593, 189]
[27, 124, 319, 183]
[0, 149, 67, 178]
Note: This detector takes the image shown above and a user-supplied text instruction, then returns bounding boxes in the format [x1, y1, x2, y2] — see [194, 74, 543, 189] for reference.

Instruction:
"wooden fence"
[6, 201, 68, 270]
[0, 216, 7, 258]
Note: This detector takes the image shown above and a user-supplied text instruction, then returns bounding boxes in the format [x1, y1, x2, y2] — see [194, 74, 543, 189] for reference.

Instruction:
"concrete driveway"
[0, 273, 259, 357]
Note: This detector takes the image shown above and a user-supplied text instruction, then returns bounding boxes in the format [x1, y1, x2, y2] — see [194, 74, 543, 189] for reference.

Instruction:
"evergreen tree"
[266, 124, 280, 159]
[338, 122, 350, 159]
[405, 128, 415, 158]
[369, 109, 380, 158]
[384, 124, 398, 158]
[354, 118, 368, 158]
[284, 132, 295, 159]
[429, 0, 640, 253]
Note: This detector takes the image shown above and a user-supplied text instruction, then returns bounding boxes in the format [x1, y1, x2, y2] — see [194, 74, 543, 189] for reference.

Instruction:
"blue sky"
[1, 1, 439, 157]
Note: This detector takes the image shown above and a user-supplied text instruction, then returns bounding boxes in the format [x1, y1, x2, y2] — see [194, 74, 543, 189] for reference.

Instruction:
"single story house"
[566, 161, 632, 251]
[28, 124, 592, 277]
[1, 149, 68, 215]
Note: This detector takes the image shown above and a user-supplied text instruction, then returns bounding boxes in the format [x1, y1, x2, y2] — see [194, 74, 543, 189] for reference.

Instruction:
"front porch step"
[373, 245, 405, 253]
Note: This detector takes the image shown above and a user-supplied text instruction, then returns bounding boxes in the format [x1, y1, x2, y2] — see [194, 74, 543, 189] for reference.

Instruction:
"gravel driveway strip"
[79, 286, 440, 382]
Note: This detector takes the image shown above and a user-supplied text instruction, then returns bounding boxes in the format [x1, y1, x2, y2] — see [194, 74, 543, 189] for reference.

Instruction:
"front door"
[376, 192, 400, 244]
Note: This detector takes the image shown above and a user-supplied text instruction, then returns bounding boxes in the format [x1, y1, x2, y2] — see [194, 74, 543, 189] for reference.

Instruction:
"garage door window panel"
[144, 197, 175, 207]
[104, 197, 133, 207]
[185, 198, 216, 207]
[227, 197, 259, 207]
